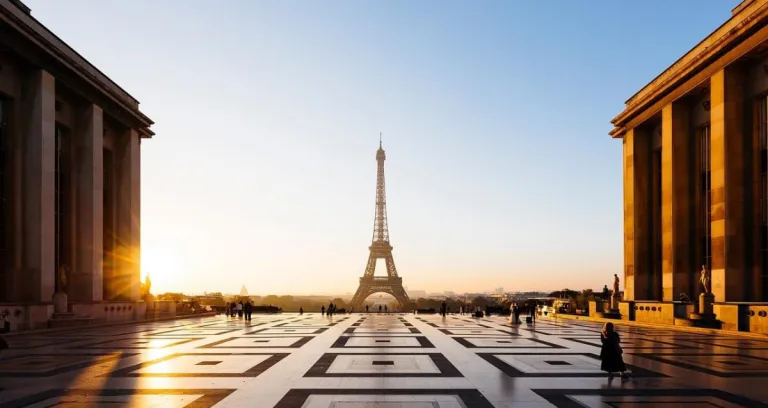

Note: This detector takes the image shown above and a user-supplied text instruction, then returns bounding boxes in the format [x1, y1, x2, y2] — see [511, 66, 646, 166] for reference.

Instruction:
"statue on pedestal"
[141, 275, 154, 306]
[53, 265, 69, 314]
[613, 274, 620, 295]
[56, 265, 68, 294]
[700, 265, 710, 294]
[144, 275, 152, 297]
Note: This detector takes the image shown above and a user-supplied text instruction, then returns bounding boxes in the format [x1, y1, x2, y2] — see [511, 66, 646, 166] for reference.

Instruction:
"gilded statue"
[700, 265, 711, 294]
[613, 274, 619, 295]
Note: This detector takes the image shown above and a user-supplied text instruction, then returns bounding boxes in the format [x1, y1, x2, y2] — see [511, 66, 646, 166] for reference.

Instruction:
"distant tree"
[471, 296, 491, 308]
[415, 298, 441, 310]
[332, 298, 347, 309]
[262, 295, 280, 306]
[158, 292, 184, 302]
[548, 289, 579, 299]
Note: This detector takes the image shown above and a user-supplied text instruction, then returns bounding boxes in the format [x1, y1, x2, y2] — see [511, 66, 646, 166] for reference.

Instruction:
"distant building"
[488, 293, 507, 302]
[240, 285, 249, 297]
[407, 289, 427, 299]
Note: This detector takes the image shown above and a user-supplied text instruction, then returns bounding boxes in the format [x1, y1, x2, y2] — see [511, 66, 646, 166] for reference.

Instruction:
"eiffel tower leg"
[384, 253, 399, 277]
[389, 284, 411, 311]
[350, 281, 370, 310]
[363, 252, 377, 278]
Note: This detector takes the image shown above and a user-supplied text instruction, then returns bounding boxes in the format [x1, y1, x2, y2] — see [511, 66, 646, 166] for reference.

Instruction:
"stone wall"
[748, 304, 768, 334]
[632, 301, 674, 325]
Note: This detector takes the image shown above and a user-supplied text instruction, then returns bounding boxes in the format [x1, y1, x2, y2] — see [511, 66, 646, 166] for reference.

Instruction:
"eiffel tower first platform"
[349, 137, 412, 311]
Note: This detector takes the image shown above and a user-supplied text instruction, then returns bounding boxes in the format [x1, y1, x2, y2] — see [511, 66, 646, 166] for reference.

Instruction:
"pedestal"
[681, 293, 719, 328]
[53, 292, 68, 314]
[611, 294, 622, 311]
[144, 294, 155, 310]
[699, 293, 714, 315]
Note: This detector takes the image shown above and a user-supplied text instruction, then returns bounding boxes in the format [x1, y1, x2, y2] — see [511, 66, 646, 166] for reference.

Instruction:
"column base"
[52, 292, 68, 314]
[674, 312, 721, 329]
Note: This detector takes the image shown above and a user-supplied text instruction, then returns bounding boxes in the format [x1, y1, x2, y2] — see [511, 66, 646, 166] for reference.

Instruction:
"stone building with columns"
[0, 0, 153, 329]
[612, 0, 768, 333]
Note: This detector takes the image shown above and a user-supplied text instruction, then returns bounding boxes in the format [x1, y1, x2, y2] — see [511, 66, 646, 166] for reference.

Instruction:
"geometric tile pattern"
[199, 336, 314, 349]
[304, 353, 462, 377]
[532, 388, 768, 408]
[109, 352, 289, 377]
[331, 336, 435, 348]
[477, 352, 665, 378]
[1, 313, 768, 407]
[1, 389, 235, 408]
[633, 352, 768, 378]
[274, 389, 495, 407]
[0, 353, 135, 377]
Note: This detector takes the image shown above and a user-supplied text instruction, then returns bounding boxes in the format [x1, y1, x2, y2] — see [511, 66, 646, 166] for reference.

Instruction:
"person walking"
[529, 304, 536, 324]
[299, 306, 304, 315]
[321, 305, 325, 316]
[245, 300, 253, 321]
[600, 322, 630, 380]
[237, 301, 243, 318]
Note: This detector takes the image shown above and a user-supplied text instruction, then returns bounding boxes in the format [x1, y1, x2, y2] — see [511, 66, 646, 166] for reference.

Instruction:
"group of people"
[321, 302, 339, 316]
[226, 300, 254, 321]
[509, 304, 536, 324]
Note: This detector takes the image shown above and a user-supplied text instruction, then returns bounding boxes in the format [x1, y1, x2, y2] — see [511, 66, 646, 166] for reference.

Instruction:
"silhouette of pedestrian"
[601, 322, 630, 380]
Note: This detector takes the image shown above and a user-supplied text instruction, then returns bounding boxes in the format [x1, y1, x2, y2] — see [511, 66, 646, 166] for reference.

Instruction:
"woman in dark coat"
[600, 322, 629, 379]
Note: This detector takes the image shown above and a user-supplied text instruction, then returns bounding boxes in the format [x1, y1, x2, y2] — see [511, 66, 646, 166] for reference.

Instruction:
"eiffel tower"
[349, 136, 411, 311]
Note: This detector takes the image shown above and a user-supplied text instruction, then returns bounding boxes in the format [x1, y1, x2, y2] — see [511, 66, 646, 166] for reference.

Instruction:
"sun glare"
[141, 245, 180, 293]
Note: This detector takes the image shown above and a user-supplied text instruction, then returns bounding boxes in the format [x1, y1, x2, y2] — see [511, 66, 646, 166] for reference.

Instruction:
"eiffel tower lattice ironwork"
[349, 136, 411, 311]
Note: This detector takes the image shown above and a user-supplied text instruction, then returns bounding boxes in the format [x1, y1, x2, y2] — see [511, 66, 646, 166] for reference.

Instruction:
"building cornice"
[610, 0, 768, 138]
[0, 0, 153, 133]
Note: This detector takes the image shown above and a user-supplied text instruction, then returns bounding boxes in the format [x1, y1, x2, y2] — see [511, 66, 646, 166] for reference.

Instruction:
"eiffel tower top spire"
[372, 134, 389, 244]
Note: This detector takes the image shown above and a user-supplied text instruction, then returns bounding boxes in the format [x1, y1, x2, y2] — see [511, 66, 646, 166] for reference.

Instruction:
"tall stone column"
[6, 83, 24, 301]
[710, 67, 749, 302]
[71, 104, 103, 302]
[20, 69, 56, 302]
[623, 126, 652, 301]
[108, 128, 140, 301]
[661, 101, 694, 301]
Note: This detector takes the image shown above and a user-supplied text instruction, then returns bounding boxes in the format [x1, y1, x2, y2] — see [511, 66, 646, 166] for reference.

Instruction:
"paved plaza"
[0, 313, 767, 407]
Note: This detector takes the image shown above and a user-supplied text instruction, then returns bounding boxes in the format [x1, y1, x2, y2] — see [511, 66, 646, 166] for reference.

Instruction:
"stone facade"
[612, 0, 768, 333]
[0, 0, 153, 329]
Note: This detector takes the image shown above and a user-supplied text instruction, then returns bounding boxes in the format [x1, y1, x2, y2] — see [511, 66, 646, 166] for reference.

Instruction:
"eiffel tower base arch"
[350, 277, 411, 311]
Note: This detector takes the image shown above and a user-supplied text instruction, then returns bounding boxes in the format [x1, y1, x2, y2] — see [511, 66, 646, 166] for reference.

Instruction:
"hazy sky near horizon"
[25, 0, 736, 295]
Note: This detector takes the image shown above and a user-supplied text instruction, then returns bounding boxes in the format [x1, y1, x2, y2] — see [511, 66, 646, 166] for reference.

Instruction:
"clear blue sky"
[25, 0, 737, 295]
